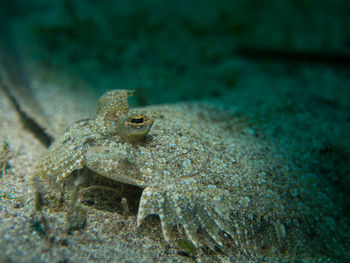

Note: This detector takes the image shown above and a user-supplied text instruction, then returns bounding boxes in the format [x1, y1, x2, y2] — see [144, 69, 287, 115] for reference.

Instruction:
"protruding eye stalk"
[94, 90, 154, 143]
[117, 114, 154, 144]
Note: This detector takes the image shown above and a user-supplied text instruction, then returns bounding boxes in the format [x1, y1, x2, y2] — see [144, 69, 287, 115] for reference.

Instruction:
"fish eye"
[131, 116, 145, 124]
[117, 114, 154, 144]
[126, 115, 148, 128]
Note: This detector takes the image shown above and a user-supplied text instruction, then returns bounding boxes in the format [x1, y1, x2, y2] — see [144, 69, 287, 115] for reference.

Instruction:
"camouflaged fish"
[35, 89, 310, 257]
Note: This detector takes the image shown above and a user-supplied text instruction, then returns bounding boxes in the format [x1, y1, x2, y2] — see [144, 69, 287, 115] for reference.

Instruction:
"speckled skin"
[35, 90, 309, 257]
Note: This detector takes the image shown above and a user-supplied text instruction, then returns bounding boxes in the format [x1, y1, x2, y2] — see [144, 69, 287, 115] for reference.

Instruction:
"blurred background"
[1, 0, 350, 104]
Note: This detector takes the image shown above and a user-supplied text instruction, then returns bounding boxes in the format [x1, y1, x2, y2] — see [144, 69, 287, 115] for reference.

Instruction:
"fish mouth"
[85, 146, 148, 187]
[109, 174, 147, 188]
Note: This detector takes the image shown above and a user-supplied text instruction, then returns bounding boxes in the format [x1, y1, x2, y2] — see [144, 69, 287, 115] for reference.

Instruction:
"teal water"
[1, 1, 349, 262]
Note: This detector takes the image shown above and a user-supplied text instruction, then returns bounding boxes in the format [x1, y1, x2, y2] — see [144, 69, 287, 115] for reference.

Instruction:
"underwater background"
[0, 0, 350, 262]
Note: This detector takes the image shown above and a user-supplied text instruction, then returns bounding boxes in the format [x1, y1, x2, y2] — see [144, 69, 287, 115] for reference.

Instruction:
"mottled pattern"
[35, 90, 310, 257]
